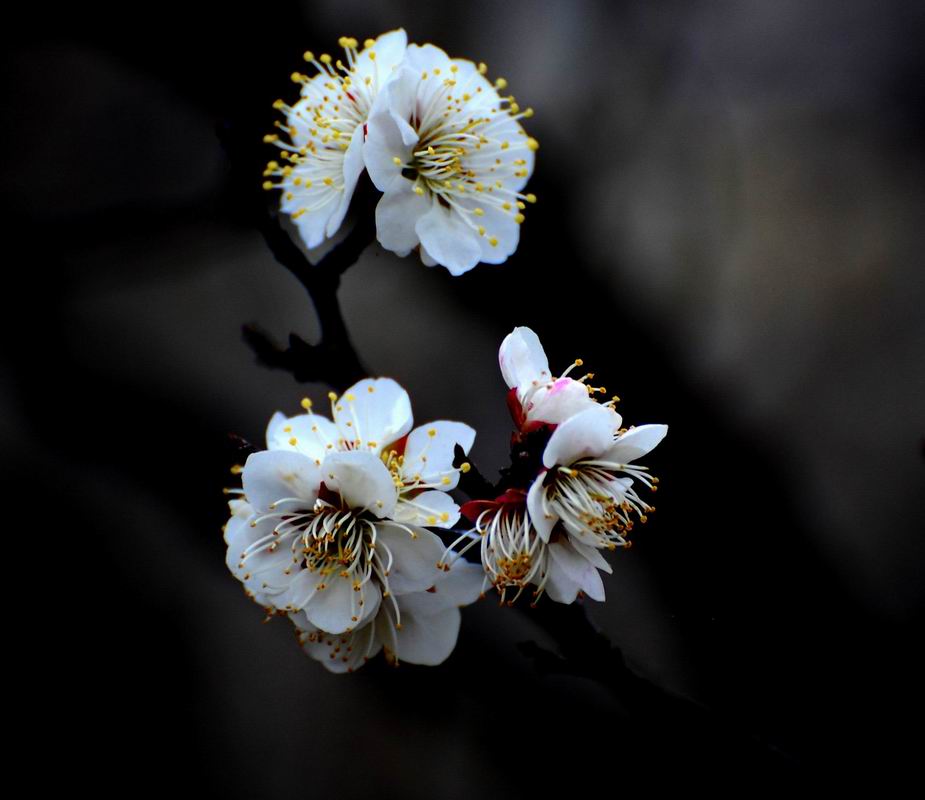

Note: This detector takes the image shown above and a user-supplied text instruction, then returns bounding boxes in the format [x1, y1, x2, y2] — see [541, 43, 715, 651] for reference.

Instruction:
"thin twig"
[244, 195, 375, 391]
[218, 119, 373, 392]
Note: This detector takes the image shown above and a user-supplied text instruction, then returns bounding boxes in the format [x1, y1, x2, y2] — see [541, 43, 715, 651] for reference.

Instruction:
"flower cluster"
[226, 32, 667, 674]
[223, 378, 482, 672]
[224, 330, 666, 672]
[443, 327, 667, 606]
[262, 29, 537, 276]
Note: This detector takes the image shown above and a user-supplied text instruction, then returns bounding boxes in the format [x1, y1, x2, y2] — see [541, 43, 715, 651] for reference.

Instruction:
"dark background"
[3, 0, 923, 792]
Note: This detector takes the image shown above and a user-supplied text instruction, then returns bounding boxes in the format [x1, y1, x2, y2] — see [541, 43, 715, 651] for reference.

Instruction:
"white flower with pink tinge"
[442, 326, 667, 605]
[526, 403, 667, 603]
[262, 30, 408, 249]
[293, 556, 483, 673]
[499, 326, 607, 430]
[364, 43, 538, 275]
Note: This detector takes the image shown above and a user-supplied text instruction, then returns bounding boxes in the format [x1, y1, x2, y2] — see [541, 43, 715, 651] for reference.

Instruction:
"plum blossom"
[264, 377, 475, 529]
[499, 326, 605, 430]
[443, 326, 667, 606]
[262, 30, 408, 248]
[441, 489, 610, 606]
[293, 556, 483, 673]
[525, 403, 667, 603]
[528, 405, 667, 549]
[222, 378, 476, 640]
[364, 43, 538, 275]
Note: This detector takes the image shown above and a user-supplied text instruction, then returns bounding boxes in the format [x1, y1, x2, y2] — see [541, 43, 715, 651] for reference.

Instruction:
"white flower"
[223, 377, 476, 639]
[264, 377, 475, 529]
[525, 405, 668, 603]
[442, 490, 605, 606]
[448, 326, 668, 605]
[499, 326, 605, 429]
[364, 44, 538, 275]
[262, 30, 408, 248]
[293, 556, 483, 673]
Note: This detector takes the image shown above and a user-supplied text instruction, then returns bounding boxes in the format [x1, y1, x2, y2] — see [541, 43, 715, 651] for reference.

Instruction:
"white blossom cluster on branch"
[224, 379, 482, 672]
[261, 29, 537, 275]
[224, 330, 666, 672]
[224, 31, 666, 675]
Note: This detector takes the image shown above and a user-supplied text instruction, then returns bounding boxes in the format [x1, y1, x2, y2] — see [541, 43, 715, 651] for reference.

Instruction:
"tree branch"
[218, 119, 373, 392]
[516, 600, 794, 767]
[245, 197, 375, 391]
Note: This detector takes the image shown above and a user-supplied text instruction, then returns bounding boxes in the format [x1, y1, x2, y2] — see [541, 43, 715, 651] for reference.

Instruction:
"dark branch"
[218, 118, 374, 392]
[517, 600, 794, 767]
[453, 443, 497, 500]
[245, 193, 376, 392]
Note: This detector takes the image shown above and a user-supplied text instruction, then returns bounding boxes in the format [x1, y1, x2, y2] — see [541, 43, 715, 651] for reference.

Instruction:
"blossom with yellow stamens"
[439, 327, 667, 605]
[499, 326, 604, 429]
[263, 30, 408, 248]
[293, 555, 483, 673]
[364, 44, 537, 275]
[263, 377, 475, 529]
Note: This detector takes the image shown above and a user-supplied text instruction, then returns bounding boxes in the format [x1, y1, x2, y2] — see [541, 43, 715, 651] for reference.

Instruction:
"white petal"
[402, 43, 453, 75]
[223, 512, 258, 579]
[580, 564, 606, 601]
[570, 538, 613, 575]
[415, 203, 482, 276]
[284, 189, 333, 250]
[297, 618, 382, 673]
[419, 245, 437, 267]
[393, 490, 461, 529]
[286, 569, 319, 611]
[392, 605, 461, 666]
[333, 377, 413, 454]
[543, 555, 581, 604]
[324, 125, 366, 238]
[604, 424, 669, 464]
[543, 405, 620, 468]
[323, 450, 397, 518]
[303, 574, 378, 635]
[376, 523, 445, 595]
[430, 557, 484, 608]
[499, 326, 549, 392]
[526, 476, 558, 542]
[292, 569, 382, 628]
[265, 411, 340, 462]
[364, 67, 419, 189]
[400, 421, 475, 489]
[472, 201, 520, 265]
[375, 180, 430, 256]
[370, 29, 408, 85]
[364, 111, 406, 191]
[527, 378, 600, 425]
[548, 540, 605, 601]
[241, 450, 321, 512]
[233, 518, 295, 579]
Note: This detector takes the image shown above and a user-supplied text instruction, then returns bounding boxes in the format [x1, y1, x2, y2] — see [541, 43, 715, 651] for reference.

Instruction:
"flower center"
[477, 505, 548, 605]
[395, 65, 539, 244]
[239, 492, 394, 605]
[542, 461, 658, 549]
[299, 501, 379, 585]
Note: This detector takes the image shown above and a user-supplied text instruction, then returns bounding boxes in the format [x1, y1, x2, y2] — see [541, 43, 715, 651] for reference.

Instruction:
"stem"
[516, 600, 794, 767]
[244, 190, 376, 391]
[218, 119, 373, 392]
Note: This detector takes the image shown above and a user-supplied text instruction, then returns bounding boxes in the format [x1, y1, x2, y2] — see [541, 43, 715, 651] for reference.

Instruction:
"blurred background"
[3, 0, 923, 791]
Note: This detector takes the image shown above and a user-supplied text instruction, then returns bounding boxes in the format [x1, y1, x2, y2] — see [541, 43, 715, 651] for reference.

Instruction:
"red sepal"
[460, 488, 527, 523]
[506, 387, 526, 430]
